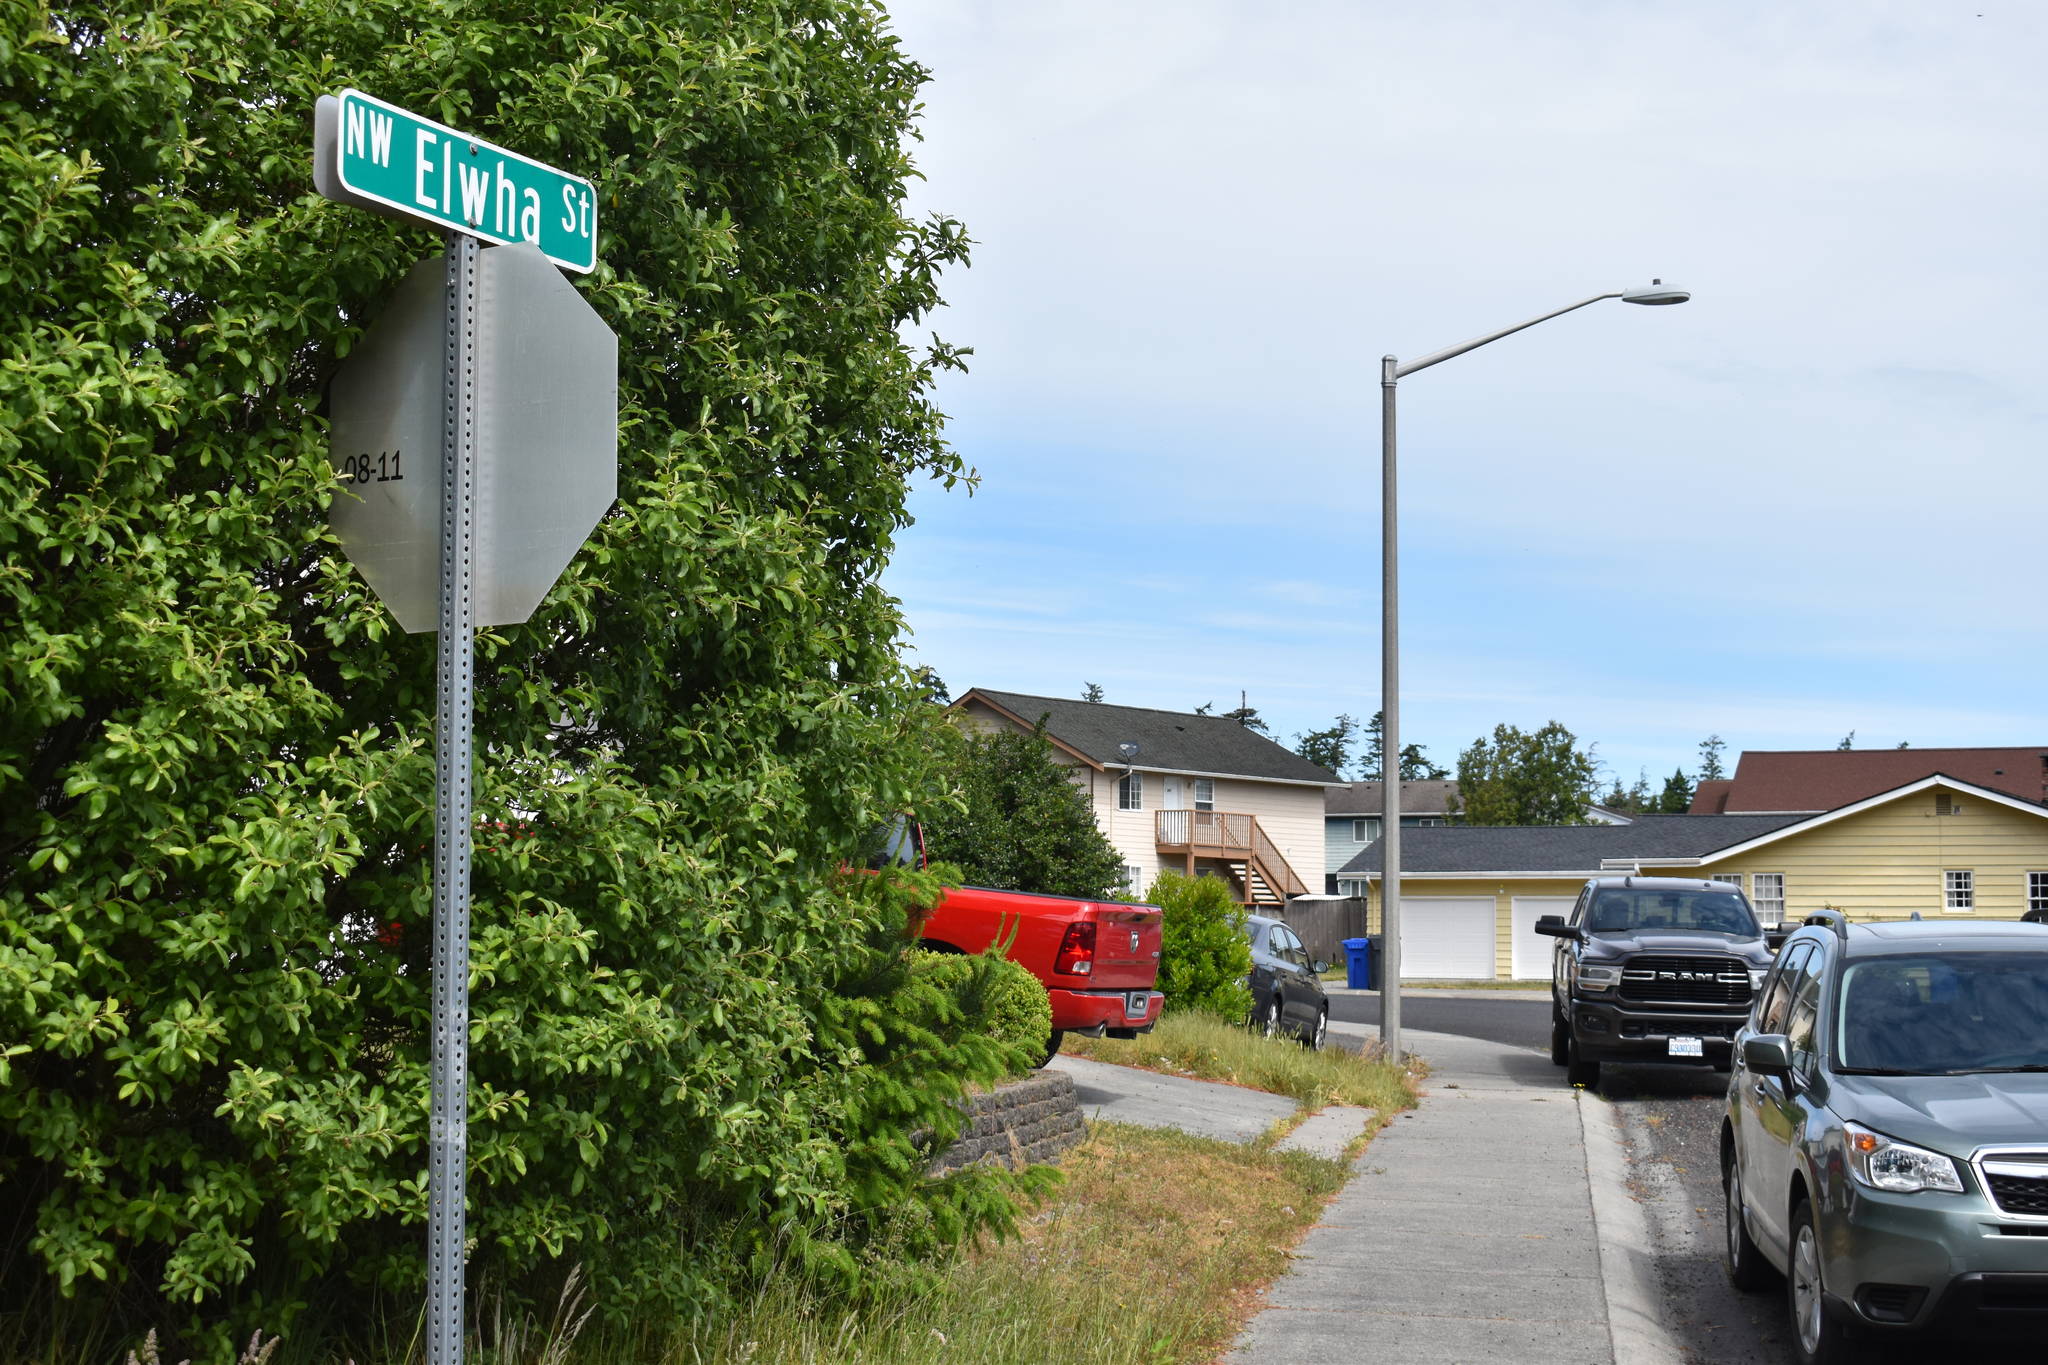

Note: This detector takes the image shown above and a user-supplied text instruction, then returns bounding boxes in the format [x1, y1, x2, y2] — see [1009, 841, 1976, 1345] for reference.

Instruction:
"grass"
[1056, 1010, 1419, 1113]
[634, 1121, 1352, 1365]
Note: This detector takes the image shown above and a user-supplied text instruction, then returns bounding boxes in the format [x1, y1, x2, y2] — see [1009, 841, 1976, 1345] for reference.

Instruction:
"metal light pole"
[1378, 281, 1689, 1065]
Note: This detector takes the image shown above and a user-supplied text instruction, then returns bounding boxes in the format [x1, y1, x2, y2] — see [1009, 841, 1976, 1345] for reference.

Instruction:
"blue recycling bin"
[1340, 936, 1375, 990]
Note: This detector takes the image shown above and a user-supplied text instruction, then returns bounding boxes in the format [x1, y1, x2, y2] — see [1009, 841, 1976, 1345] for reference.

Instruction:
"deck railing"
[1153, 810, 1309, 900]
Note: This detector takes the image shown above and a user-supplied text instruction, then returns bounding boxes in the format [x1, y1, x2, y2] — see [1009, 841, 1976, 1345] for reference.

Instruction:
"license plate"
[1125, 992, 1153, 1020]
[1668, 1036, 1704, 1057]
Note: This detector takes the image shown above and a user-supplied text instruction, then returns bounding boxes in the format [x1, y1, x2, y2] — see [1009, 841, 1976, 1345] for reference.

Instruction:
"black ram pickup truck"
[1537, 875, 1782, 1091]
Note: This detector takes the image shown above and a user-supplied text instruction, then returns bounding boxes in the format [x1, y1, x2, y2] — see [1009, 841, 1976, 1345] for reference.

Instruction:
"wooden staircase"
[1154, 810, 1308, 908]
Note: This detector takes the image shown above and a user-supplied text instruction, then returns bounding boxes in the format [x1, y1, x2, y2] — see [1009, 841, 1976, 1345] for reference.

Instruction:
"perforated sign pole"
[427, 230, 480, 1365]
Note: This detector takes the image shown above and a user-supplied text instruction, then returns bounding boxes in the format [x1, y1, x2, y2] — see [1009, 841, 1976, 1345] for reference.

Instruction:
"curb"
[1578, 1090, 1681, 1365]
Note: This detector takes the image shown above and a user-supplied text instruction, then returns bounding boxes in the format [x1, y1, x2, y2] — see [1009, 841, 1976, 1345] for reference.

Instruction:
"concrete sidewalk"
[1231, 1026, 1662, 1363]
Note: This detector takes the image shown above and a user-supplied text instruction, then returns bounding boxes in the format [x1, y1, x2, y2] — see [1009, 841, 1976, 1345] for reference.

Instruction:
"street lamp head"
[1622, 279, 1690, 305]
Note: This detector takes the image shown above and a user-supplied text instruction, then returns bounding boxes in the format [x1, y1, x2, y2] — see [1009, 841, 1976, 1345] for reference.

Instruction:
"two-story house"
[950, 688, 1347, 907]
[1322, 779, 1459, 894]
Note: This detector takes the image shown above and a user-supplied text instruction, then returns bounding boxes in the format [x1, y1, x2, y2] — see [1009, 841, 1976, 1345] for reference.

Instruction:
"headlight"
[1845, 1122, 1963, 1194]
[1747, 967, 1768, 992]
[1577, 963, 1621, 993]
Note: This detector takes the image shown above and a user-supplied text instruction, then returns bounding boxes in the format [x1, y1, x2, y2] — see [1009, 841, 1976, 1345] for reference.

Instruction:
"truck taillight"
[1054, 923, 1096, 976]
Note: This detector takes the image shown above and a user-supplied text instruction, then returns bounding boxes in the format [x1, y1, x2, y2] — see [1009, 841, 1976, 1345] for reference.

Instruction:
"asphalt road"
[1326, 989, 1550, 1049]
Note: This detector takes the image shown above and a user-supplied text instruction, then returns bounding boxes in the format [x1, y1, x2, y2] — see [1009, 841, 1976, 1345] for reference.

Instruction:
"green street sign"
[314, 89, 597, 273]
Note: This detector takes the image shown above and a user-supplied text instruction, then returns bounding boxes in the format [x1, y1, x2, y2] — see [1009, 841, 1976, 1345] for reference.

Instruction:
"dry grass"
[1057, 1011, 1420, 1115]
[647, 1121, 1351, 1365]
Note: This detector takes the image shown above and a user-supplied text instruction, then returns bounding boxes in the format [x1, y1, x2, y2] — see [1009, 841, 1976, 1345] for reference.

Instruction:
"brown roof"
[1688, 779, 1733, 815]
[1707, 748, 2048, 813]
[1324, 779, 1460, 816]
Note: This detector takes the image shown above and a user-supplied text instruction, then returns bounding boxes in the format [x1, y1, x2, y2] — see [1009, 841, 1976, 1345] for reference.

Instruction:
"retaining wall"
[929, 1069, 1084, 1174]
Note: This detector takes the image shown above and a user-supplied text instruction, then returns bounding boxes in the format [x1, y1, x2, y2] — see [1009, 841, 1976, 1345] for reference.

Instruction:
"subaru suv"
[1721, 912, 2048, 1362]
[1537, 875, 1776, 1090]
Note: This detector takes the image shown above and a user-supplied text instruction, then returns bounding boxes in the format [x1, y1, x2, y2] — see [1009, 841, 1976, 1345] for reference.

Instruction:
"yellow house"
[1336, 775, 2048, 981]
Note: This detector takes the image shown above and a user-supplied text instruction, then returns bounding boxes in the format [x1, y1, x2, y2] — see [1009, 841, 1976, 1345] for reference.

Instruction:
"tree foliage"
[917, 724, 1126, 900]
[1, 0, 997, 1349]
[1292, 714, 1357, 778]
[1145, 871, 1253, 1019]
[1658, 768, 1695, 814]
[1697, 733, 1727, 783]
[1360, 711, 1448, 782]
[1455, 722, 1597, 826]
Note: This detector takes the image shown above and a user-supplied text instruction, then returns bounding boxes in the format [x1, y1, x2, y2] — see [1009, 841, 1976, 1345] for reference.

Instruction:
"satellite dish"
[1118, 741, 1140, 761]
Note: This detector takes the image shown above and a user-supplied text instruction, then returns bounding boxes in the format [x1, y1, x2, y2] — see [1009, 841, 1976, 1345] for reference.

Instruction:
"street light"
[1377, 281, 1689, 1064]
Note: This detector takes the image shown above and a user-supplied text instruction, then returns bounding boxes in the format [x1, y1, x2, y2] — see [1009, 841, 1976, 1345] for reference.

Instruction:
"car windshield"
[1583, 889, 1757, 936]
[1836, 953, 2048, 1074]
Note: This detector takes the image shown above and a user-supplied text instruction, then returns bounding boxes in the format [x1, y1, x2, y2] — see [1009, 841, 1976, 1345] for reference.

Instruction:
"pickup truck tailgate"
[1086, 904, 1163, 988]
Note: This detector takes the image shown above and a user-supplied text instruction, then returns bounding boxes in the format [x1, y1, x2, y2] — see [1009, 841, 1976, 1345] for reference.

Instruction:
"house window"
[1123, 865, 1144, 893]
[1352, 817, 1382, 844]
[1715, 871, 1743, 892]
[1193, 779, 1215, 812]
[1945, 870, 1975, 913]
[1118, 772, 1143, 811]
[1414, 816, 1445, 827]
[2030, 872, 2048, 916]
[1752, 873, 1785, 923]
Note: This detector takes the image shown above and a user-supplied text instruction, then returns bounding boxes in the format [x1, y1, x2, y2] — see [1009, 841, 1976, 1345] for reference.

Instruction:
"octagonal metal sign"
[329, 243, 617, 631]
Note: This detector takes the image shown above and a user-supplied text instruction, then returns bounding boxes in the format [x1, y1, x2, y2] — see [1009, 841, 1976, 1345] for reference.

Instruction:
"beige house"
[951, 688, 1346, 907]
[1337, 774, 2048, 981]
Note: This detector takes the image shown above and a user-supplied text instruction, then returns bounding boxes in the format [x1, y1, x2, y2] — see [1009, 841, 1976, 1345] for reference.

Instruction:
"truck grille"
[1617, 955, 1751, 1007]
[1983, 1153, 2048, 1217]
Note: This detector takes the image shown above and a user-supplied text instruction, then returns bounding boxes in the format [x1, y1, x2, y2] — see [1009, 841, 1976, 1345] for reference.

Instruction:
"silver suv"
[1721, 912, 2048, 1362]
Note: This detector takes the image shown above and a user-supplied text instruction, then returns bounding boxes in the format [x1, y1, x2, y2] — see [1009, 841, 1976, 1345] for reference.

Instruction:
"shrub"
[0, 0, 997, 1352]
[906, 949, 1053, 1075]
[1146, 872, 1254, 1019]
[918, 724, 1128, 899]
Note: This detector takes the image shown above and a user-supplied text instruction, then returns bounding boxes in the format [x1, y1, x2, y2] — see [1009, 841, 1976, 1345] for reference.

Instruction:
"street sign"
[314, 89, 597, 273]
[329, 242, 617, 631]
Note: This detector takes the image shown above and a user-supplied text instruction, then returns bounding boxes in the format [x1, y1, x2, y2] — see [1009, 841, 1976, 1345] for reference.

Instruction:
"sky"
[877, 0, 2045, 790]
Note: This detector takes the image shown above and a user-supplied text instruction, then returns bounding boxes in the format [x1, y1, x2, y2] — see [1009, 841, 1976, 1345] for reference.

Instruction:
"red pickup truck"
[875, 821, 1165, 1063]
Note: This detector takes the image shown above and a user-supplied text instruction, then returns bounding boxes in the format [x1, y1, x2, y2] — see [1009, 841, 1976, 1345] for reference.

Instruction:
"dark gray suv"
[1722, 913, 2048, 1362]
[1538, 875, 1776, 1089]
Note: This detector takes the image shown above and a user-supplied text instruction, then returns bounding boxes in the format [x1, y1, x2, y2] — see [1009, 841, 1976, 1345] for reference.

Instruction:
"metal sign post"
[426, 231, 480, 1365]
[317, 89, 618, 1365]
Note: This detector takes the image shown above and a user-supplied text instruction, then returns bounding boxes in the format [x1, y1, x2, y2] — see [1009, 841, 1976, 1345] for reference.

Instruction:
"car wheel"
[1550, 1015, 1570, 1067]
[1035, 1029, 1064, 1069]
[1788, 1196, 1856, 1364]
[1261, 994, 1282, 1038]
[1302, 1007, 1328, 1051]
[1722, 1149, 1775, 1291]
[1565, 1033, 1600, 1089]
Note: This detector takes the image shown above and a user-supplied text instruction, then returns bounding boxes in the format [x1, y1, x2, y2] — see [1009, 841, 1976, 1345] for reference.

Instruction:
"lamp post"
[1378, 280, 1689, 1065]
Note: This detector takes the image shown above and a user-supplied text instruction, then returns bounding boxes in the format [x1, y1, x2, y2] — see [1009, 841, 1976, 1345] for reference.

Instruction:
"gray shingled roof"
[1325, 779, 1460, 816]
[1335, 814, 1805, 876]
[963, 689, 1344, 786]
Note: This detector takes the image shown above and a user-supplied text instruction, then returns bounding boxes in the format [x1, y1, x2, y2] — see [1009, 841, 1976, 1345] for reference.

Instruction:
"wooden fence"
[1278, 896, 1374, 965]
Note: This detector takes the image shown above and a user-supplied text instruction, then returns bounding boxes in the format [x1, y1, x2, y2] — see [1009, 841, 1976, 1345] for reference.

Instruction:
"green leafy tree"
[1697, 733, 1727, 782]
[1455, 722, 1598, 826]
[1145, 871, 1253, 1019]
[1, 0, 1005, 1350]
[918, 725, 1127, 899]
[1360, 710, 1447, 781]
[1658, 768, 1695, 814]
[1293, 714, 1358, 778]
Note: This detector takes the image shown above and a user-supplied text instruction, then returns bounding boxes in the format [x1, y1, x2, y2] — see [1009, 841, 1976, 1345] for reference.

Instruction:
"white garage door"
[1512, 897, 1576, 980]
[1400, 896, 1496, 979]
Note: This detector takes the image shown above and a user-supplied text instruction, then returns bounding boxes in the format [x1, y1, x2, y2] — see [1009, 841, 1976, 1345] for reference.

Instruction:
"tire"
[1551, 1014, 1570, 1067]
[1302, 1007, 1328, 1051]
[1260, 994, 1282, 1038]
[1787, 1196, 1856, 1364]
[1565, 1033, 1600, 1089]
[1723, 1147, 1775, 1291]
[1035, 1029, 1064, 1070]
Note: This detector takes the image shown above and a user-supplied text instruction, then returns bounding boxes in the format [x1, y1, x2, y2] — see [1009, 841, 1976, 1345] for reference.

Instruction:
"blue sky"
[879, 1, 2045, 788]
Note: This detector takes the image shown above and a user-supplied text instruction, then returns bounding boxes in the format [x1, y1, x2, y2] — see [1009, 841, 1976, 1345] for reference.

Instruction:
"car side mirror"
[1311, 958, 1330, 975]
[1764, 928, 1789, 950]
[1534, 915, 1579, 939]
[1742, 1033, 1793, 1078]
